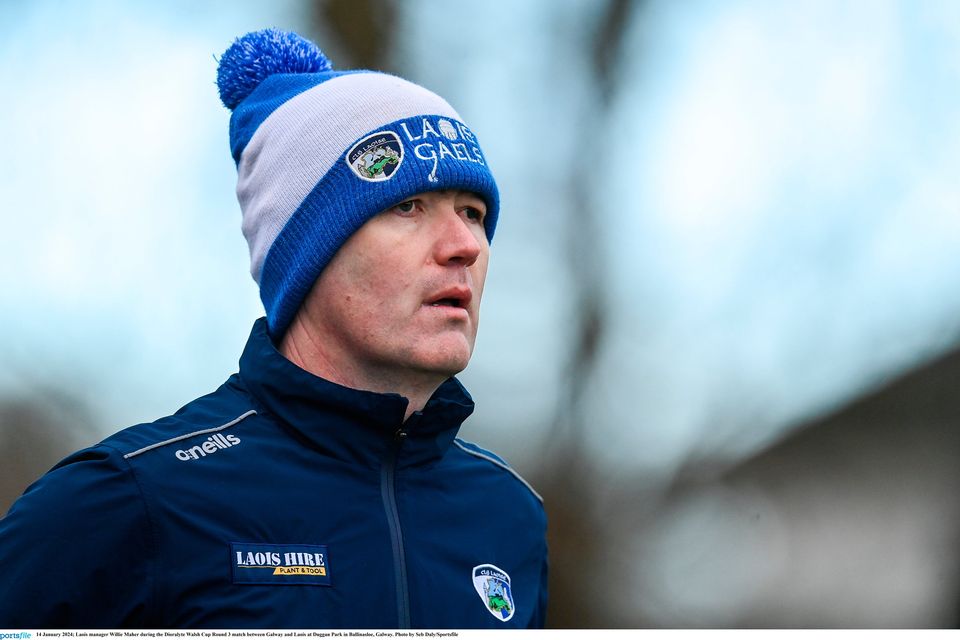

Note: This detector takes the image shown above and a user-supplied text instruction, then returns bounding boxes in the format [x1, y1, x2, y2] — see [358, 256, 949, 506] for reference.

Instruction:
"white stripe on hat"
[237, 72, 462, 283]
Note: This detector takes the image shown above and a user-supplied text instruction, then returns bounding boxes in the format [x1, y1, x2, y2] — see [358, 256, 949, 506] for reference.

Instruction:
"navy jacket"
[0, 319, 547, 628]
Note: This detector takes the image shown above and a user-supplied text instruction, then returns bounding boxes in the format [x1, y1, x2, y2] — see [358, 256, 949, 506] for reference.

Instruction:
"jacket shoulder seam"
[121, 409, 257, 460]
[453, 439, 543, 504]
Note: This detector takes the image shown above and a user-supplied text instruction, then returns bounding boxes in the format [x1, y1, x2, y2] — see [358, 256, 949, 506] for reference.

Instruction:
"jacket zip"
[381, 427, 410, 628]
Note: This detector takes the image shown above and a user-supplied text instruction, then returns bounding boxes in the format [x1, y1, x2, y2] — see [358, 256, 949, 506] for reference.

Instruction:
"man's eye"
[464, 207, 485, 222]
[393, 200, 416, 214]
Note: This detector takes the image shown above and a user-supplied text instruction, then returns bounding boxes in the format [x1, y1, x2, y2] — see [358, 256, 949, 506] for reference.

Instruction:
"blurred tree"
[309, 0, 397, 70]
[0, 390, 99, 515]
[537, 0, 646, 628]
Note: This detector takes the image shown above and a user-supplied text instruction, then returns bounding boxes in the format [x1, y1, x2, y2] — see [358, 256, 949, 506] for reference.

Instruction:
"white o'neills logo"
[346, 131, 404, 182]
[175, 433, 241, 461]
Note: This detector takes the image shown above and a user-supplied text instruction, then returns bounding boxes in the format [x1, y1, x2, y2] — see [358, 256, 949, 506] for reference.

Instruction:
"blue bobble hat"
[217, 29, 500, 339]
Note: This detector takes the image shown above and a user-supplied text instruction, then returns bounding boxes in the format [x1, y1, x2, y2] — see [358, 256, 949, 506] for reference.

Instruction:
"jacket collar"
[237, 318, 475, 468]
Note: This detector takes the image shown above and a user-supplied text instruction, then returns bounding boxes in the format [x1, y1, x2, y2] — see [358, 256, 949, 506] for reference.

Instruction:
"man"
[0, 29, 547, 628]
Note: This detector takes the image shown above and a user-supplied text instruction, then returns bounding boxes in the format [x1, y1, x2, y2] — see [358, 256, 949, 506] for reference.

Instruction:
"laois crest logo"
[472, 564, 515, 622]
[346, 131, 403, 182]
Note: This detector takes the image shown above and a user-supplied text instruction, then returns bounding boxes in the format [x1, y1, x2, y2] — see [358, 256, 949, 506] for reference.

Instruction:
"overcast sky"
[2, 0, 959, 477]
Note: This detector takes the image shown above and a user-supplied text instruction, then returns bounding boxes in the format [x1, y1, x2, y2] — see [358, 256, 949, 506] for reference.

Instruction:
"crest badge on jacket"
[472, 564, 515, 622]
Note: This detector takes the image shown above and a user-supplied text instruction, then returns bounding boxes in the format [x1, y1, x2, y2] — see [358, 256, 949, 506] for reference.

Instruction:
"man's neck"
[278, 316, 444, 422]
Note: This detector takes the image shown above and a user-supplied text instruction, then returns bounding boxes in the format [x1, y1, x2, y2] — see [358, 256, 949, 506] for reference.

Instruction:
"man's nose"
[433, 206, 483, 268]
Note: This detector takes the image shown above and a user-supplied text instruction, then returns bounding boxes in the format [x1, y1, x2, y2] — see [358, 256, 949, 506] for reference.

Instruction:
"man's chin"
[413, 339, 474, 378]
[423, 354, 471, 379]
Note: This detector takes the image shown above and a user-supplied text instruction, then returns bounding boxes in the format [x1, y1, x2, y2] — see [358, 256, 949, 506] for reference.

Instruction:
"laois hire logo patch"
[231, 543, 331, 586]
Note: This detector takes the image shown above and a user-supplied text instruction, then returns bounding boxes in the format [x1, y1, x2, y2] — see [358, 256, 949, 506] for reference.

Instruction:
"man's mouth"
[425, 287, 472, 310]
[430, 298, 463, 308]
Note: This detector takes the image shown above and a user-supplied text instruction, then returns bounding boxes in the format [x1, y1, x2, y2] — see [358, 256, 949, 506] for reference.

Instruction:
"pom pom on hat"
[217, 28, 333, 110]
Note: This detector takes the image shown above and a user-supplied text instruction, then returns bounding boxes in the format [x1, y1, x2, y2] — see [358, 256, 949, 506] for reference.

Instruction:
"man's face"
[297, 189, 490, 386]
